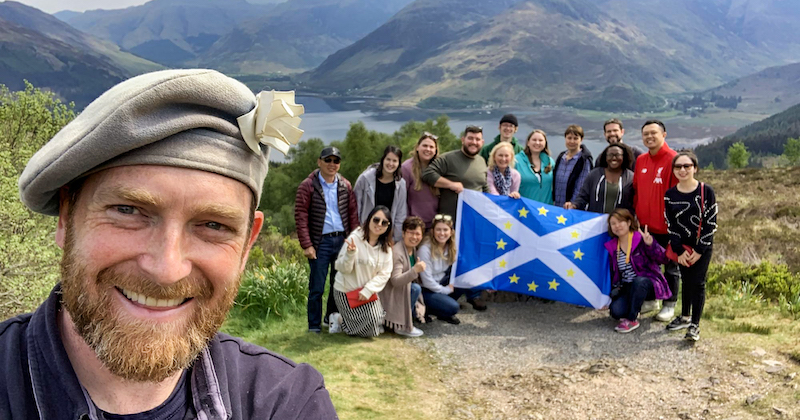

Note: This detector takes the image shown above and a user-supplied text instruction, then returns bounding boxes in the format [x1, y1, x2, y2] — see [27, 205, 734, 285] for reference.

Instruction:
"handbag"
[665, 183, 704, 265]
[345, 287, 378, 309]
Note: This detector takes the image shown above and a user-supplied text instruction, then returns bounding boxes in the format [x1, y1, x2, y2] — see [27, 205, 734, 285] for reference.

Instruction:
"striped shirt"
[616, 250, 636, 283]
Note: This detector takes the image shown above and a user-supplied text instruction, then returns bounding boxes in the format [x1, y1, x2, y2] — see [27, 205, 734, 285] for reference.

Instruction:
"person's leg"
[653, 233, 680, 321]
[609, 294, 629, 321]
[627, 276, 655, 321]
[679, 264, 692, 319]
[306, 242, 327, 331]
[422, 290, 460, 318]
[687, 250, 712, 326]
[410, 282, 422, 319]
[451, 287, 487, 310]
[319, 235, 345, 323]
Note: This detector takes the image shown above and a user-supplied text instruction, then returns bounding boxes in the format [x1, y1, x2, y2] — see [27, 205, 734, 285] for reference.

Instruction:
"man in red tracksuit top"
[633, 120, 679, 322]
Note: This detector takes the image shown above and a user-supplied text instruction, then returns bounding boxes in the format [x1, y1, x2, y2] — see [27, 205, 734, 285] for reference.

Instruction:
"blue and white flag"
[452, 190, 612, 309]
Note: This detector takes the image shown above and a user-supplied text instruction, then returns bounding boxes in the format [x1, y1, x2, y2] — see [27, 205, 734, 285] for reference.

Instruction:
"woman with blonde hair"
[417, 214, 462, 324]
[487, 142, 521, 199]
[401, 132, 440, 228]
[516, 129, 555, 204]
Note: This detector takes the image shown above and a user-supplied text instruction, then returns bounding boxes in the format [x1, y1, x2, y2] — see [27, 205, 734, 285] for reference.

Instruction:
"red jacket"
[632, 143, 678, 235]
[294, 170, 359, 250]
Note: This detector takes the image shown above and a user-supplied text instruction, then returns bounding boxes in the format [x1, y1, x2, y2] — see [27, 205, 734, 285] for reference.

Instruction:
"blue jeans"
[450, 287, 481, 302]
[410, 282, 422, 319]
[610, 276, 655, 321]
[307, 235, 344, 330]
[422, 289, 460, 319]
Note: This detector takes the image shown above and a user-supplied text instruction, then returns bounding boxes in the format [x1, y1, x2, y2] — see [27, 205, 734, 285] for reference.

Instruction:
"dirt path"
[413, 300, 799, 419]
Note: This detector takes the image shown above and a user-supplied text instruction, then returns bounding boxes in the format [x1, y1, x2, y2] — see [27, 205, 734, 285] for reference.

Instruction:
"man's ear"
[239, 211, 264, 272]
[55, 187, 70, 249]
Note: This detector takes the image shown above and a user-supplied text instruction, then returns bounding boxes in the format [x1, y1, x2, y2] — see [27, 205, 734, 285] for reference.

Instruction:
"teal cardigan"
[515, 151, 554, 204]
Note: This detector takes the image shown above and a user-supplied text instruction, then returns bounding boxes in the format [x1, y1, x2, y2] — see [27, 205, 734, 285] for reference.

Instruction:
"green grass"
[222, 311, 448, 419]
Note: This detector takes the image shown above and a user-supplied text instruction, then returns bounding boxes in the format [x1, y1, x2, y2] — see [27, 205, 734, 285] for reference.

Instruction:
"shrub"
[235, 256, 309, 321]
[707, 261, 800, 316]
[726, 141, 750, 169]
[784, 137, 800, 166]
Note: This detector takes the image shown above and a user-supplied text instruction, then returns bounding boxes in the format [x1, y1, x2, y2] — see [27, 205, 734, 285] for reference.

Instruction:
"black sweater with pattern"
[664, 182, 718, 256]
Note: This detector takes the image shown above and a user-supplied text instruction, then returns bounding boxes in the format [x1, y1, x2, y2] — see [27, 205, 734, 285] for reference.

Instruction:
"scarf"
[617, 233, 633, 264]
[492, 166, 512, 196]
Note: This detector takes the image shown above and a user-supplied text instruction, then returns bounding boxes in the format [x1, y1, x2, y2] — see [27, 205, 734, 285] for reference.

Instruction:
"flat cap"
[19, 69, 304, 216]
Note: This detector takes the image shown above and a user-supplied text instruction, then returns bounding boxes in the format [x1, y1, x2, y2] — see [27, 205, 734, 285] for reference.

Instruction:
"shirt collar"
[317, 171, 338, 187]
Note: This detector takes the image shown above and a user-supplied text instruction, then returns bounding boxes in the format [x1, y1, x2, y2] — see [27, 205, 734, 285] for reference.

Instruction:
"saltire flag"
[451, 190, 612, 309]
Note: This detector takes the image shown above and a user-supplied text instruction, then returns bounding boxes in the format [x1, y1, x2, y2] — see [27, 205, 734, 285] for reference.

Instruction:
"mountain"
[305, 0, 800, 109]
[197, 0, 415, 73]
[0, 2, 162, 107]
[705, 62, 800, 114]
[695, 102, 800, 168]
[57, 0, 275, 66]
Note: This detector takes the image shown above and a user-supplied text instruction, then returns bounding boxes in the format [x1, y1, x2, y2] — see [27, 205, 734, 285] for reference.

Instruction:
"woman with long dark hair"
[355, 145, 407, 241]
[401, 133, 440, 229]
[604, 208, 672, 333]
[329, 205, 394, 338]
[664, 150, 718, 342]
[516, 129, 555, 204]
[568, 143, 634, 213]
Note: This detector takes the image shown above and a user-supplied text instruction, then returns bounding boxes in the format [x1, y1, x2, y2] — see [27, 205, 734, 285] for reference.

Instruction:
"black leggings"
[679, 249, 713, 325]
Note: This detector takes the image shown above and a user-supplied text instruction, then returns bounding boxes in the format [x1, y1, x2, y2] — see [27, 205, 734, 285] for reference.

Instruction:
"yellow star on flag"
[556, 215, 567, 225]
[566, 269, 575, 277]
[528, 281, 538, 292]
[548, 279, 560, 290]
[499, 259, 507, 268]
[496, 238, 507, 250]
[509, 273, 520, 284]
[518, 207, 529, 218]
[538, 206, 548, 216]
[573, 249, 584, 260]
[504, 221, 513, 230]
[571, 230, 580, 239]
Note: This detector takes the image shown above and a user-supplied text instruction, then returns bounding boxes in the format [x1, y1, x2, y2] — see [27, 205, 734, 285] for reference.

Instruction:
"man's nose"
[138, 222, 192, 285]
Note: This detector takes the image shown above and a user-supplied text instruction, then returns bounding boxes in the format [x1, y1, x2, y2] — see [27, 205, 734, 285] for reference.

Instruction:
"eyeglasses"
[422, 131, 439, 140]
[673, 163, 694, 170]
[433, 214, 452, 222]
[371, 216, 390, 227]
[607, 153, 623, 158]
[323, 157, 341, 164]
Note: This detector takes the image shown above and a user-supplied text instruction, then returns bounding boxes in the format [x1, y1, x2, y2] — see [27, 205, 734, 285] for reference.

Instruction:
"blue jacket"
[0, 285, 338, 419]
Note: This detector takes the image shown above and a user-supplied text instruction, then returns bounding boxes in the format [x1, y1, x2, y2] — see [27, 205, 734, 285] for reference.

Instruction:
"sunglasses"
[673, 163, 694, 170]
[433, 214, 452, 222]
[371, 216, 390, 227]
[422, 131, 439, 140]
[323, 157, 341, 164]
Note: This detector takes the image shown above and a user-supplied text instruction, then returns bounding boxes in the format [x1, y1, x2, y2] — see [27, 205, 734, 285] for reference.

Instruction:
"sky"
[9, 0, 150, 14]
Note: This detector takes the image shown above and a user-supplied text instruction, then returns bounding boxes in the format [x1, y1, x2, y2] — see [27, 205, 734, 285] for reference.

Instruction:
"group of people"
[295, 114, 718, 342]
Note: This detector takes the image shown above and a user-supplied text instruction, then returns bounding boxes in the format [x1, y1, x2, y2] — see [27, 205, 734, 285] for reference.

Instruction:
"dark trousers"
[679, 249, 713, 325]
[653, 233, 681, 303]
[450, 287, 482, 302]
[610, 276, 655, 321]
[307, 235, 344, 329]
[422, 289, 460, 318]
[410, 282, 422, 319]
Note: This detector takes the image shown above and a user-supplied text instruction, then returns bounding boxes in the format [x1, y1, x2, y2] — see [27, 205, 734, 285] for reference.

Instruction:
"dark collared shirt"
[0, 285, 338, 419]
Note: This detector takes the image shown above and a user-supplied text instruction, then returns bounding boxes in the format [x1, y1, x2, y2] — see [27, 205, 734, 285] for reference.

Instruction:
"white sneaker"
[395, 327, 424, 337]
[640, 300, 660, 314]
[328, 313, 342, 334]
[655, 305, 675, 322]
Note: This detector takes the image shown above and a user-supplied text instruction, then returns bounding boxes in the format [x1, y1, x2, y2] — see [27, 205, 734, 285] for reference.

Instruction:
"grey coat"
[354, 165, 407, 241]
[572, 167, 634, 213]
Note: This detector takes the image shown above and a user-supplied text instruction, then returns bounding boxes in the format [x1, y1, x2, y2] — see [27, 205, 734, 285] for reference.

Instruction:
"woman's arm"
[696, 184, 718, 255]
[417, 244, 448, 294]
[486, 171, 499, 195]
[360, 250, 394, 299]
[390, 248, 418, 287]
[334, 231, 359, 274]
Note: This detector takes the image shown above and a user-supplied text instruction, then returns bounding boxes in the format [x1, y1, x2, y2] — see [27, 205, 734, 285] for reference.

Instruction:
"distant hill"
[197, 0, 414, 73]
[0, 2, 162, 107]
[57, 0, 274, 66]
[705, 62, 800, 114]
[695, 102, 800, 168]
[305, 0, 800, 110]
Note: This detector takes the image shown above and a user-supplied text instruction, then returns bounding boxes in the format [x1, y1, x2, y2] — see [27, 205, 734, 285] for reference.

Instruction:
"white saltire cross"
[452, 191, 611, 309]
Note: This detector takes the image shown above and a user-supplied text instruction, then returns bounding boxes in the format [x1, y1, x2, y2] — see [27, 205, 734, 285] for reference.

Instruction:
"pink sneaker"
[615, 319, 640, 333]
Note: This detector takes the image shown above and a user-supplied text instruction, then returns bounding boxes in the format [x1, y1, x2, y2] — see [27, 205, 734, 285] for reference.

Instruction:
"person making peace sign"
[603, 208, 673, 333]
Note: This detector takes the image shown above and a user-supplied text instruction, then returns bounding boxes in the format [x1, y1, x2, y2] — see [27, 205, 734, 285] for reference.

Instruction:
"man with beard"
[422, 125, 489, 311]
[595, 118, 643, 169]
[0, 70, 337, 419]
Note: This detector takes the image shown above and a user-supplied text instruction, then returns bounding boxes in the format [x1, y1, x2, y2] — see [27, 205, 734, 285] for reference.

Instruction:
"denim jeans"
[307, 235, 344, 329]
[610, 276, 655, 321]
[410, 282, 422, 319]
[450, 287, 482, 302]
[421, 289, 460, 319]
[653, 233, 681, 303]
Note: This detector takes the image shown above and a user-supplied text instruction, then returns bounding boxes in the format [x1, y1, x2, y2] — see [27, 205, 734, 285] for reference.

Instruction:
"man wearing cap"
[295, 146, 359, 333]
[1, 70, 337, 418]
[479, 113, 524, 164]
